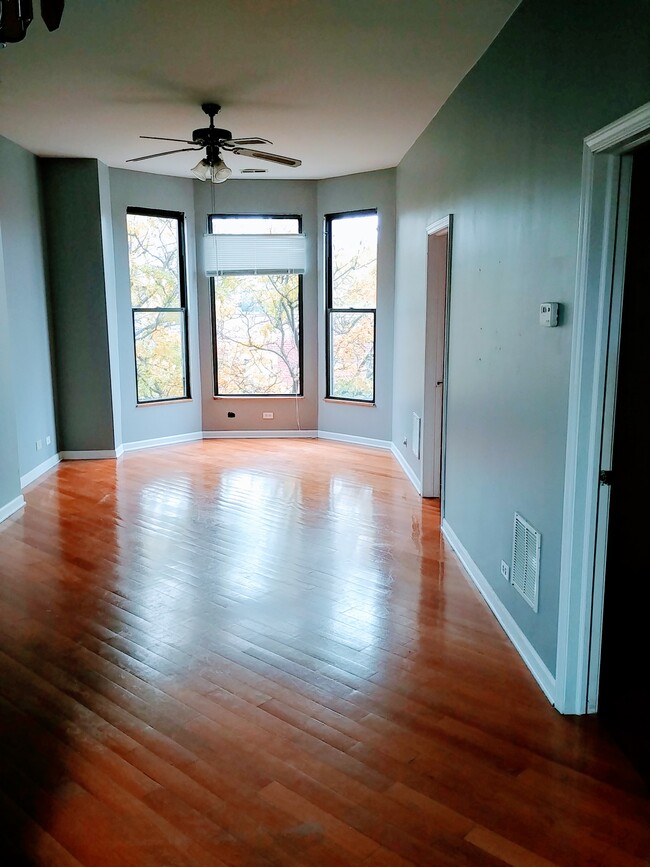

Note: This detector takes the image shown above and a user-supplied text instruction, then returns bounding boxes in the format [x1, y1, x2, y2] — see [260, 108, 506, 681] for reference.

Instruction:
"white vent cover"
[511, 512, 540, 611]
[412, 413, 421, 459]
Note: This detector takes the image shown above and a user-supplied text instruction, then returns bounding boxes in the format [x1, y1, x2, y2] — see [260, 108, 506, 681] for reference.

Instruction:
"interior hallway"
[0, 440, 648, 865]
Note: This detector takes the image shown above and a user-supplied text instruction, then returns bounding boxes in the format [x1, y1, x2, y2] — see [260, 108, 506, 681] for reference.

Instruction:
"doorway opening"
[597, 141, 650, 781]
[555, 102, 650, 727]
[422, 216, 452, 504]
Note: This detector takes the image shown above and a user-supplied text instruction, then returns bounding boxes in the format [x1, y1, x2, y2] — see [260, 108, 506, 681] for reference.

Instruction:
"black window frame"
[127, 207, 191, 405]
[208, 214, 304, 398]
[325, 208, 378, 404]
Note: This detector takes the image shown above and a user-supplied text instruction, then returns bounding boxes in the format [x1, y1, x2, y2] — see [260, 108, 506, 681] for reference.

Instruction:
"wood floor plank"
[1, 440, 648, 865]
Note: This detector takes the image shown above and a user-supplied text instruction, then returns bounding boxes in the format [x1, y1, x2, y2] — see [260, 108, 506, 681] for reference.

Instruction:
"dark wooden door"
[598, 141, 650, 784]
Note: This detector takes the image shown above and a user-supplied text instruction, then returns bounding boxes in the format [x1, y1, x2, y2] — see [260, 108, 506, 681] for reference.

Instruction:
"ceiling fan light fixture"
[191, 157, 232, 184]
[211, 158, 232, 184]
[191, 158, 212, 181]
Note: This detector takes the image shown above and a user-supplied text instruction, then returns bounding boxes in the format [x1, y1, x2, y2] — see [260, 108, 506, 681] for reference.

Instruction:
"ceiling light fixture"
[191, 156, 232, 184]
[0, 0, 65, 46]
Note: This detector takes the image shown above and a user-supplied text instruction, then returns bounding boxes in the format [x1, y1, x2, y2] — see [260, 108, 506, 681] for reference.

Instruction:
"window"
[209, 215, 303, 397]
[325, 210, 378, 402]
[126, 208, 190, 403]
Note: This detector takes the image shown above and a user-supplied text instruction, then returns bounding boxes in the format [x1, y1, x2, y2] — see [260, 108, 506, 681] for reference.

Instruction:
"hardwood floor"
[0, 439, 648, 866]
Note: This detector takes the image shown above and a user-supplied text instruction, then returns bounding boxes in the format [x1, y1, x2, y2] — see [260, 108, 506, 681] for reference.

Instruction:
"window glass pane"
[331, 213, 378, 309]
[133, 311, 186, 402]
[330, 311, 374, 401]
[211, 217, 300, 235]
[215, 274, 301, 395]
[127, 213, 181, 307]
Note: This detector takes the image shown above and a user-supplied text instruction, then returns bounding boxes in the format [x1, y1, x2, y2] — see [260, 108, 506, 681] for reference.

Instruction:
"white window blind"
[204, 233, 307, 276]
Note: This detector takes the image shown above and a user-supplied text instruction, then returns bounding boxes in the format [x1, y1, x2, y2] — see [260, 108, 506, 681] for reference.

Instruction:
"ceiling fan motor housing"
[192, 127, 232, 145]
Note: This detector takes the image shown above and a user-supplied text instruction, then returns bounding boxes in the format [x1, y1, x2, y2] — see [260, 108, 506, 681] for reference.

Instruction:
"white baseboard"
[0, 494, 26, 524]
[390, 444, 422, 494]
[60, 449, 122, 460]
[318, 431, 390, 450]
[20, 453, 61, 489]
[203, 429, 318, 439]
[441, 517, 556, 706]
[123, 432, 203, 452]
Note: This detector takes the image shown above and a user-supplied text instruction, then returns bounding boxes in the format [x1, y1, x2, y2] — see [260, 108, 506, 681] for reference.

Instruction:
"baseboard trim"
[20, 453, 61, 489]
[60, 449, 122, 460]
[123, 432, 203, 452]
[441, 517, 557, 706]
[203, 430, 318, 439]
[390, 444, 422, 494]
[0, 494, 26, 524]
[318, 431, 390, 450]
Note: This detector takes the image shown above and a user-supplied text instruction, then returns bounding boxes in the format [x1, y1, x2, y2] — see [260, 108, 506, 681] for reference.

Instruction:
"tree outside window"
[127, 209, 190, 403]
[210, 216, 303, 397]
[326, 210, 378, 402]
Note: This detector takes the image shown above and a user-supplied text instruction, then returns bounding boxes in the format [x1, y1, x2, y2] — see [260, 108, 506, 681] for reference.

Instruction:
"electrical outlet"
[501, 560, 510, 581]
[262, 412, 274, 419]
[36, 439, 43, 451]
[46, 435, 51, 446]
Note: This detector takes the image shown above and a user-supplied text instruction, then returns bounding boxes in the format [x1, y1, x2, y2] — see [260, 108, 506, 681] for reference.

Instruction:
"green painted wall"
[41, 159, 118, 452]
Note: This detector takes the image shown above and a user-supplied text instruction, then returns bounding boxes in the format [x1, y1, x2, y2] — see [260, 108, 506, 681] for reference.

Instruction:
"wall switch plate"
[36, 439, 42, 450]
[540, 302, 559, 327]
[46, 435, 51, 446]
[501, 560, 510, 580]
[262, 412, 274, 419]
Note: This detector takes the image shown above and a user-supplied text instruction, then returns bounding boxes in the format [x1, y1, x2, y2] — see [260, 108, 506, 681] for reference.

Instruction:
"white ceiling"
[0, 0, 519, 181]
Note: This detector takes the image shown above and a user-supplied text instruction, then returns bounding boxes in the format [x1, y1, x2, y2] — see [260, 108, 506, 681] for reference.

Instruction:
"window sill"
[213, 395, 305, 400]
[136, 398, 193, 408]
[323, 398, 375, 407]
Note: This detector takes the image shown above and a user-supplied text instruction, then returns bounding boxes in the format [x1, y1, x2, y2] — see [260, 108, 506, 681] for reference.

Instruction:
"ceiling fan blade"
[222, 137, 273, 147]
[127, 146, 203, 163]
[230, 147, 302, 168]
[140, 136, 197, 144]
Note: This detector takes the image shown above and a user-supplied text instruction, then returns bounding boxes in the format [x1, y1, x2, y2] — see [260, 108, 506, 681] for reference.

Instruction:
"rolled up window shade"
[204, 233, 306, 276]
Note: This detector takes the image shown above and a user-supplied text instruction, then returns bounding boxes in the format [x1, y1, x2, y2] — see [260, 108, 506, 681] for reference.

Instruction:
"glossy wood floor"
[1, 440, 648, 866]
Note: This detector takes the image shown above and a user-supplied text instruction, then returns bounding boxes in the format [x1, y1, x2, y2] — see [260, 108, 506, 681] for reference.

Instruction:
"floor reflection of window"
[214, 470, 304, 596]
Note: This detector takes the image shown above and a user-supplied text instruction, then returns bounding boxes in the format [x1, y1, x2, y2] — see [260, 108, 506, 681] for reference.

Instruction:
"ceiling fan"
[127, 102, 302, 183]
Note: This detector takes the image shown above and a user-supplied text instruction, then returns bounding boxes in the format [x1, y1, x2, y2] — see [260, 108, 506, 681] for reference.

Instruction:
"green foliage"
[127, 213, 186, 401]
[329, 213, 377, 400]
[215, 273, 300, 395]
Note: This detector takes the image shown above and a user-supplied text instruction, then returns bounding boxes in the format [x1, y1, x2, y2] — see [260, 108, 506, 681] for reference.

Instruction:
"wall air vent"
[240, 168, 267, 174]
[412, 413, 421, 459]
[511, 512, 540, 612]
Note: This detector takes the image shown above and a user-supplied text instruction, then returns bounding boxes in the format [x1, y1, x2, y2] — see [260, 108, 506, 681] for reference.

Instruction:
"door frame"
[421, 215, 453, 504]
[555, 101, 650, 715]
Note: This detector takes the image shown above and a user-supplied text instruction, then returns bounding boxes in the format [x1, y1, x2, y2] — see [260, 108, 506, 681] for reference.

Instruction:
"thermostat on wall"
[539, 302, 559, 327]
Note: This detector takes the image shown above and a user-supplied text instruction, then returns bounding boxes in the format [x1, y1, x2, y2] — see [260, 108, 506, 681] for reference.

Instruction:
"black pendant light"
[0, 0, 64, 45]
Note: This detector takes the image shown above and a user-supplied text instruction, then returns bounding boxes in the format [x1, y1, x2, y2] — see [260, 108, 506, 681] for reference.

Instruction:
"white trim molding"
[318, 431, 390, 450]
[123, 432, 203, 452]
[60, 448, 123, 460]
[390, 444, 422, 495]
[0, 494, 26, 524]
[20, 453, 61, 489]
[556, 101, 650, 715]
[203, 429, 318, 440]
[443, 518, 556, 704]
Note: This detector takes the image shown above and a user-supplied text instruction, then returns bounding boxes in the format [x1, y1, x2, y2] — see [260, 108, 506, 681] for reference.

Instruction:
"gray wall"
[194, 179, 319, 433]
[392, 0, 650, 672]
[109, 168, 202, 445]
[317, 169, 396, 442]
[41, 159, 119, 452]
[0, 136, 58, 479]
[98, 162, 123, 450]
[0, 226, 22, 511]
